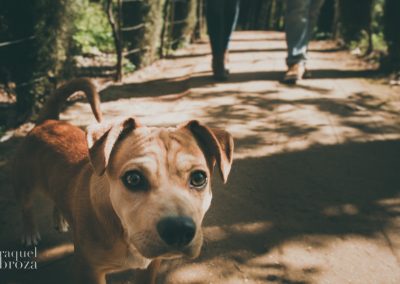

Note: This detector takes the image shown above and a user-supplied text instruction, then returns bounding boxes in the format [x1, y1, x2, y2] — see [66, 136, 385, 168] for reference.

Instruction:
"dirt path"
[1, 31, 400, 284]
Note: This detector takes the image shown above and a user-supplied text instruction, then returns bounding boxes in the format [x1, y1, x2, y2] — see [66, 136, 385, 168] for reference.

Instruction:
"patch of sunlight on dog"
[37, 243, 74, 263]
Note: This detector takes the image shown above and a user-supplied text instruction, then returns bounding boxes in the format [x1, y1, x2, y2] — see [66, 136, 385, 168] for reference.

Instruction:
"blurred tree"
[193, 0, 205, 40]
[169, 0, 198, 50]
[122, 0, 165, 67]
[106, 0, 123, 81]
[0, 0, 36, 121]
[237, 0, 286, 31]
[384, 0, 400, 70]
[0, 0, 76, 123]
[73, 0, 114, 54]
[317, 0, 335, 35]
[338, 0, 373, 43]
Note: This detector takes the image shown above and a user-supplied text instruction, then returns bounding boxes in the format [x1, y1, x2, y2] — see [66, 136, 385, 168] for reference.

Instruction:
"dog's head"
[86, 117, 233, 259]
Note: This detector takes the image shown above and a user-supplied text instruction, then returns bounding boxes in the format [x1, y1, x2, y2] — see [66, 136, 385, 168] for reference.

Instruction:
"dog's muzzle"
[157, 216, 196, 248]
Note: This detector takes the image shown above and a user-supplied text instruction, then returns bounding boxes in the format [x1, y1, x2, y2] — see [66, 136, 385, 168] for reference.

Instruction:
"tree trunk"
[193, 0, 204, 40]
[332, 0, 340, 39]
[122, 0, 165, 67]
[170, 0, 197, 50]
[106, 0, 123, 82]
[384, 0, 400, 70]
[1, 0, 75, 124]
[338, 0, 373, 43]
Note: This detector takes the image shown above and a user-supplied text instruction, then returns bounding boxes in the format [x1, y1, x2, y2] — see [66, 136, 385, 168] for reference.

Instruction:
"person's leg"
[284, 0, 324, 83]
[206, 0, 240, 80]
[223, 0, 240, 52]
[206, 1, 224, 62]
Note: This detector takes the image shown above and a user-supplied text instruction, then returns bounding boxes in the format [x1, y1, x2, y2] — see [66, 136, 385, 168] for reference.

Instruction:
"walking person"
[283, 0, 325, 84]
[206, 0, 240, 81]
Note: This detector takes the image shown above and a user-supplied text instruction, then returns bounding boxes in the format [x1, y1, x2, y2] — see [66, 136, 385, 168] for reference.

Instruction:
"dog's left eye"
[122, 170, 148, 191]
[189, 170, 208, 189]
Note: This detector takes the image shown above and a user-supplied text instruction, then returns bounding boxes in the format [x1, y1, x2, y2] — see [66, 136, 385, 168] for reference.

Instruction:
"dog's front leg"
[74, 253, 106, 284]
[134, 259, 161, 284]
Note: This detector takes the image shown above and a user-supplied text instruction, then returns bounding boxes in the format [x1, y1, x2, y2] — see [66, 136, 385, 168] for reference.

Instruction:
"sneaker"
[283, 63, 306, 84]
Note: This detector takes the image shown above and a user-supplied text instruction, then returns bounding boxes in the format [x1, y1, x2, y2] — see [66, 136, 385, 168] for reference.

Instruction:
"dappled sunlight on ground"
[61, 32, 400, 164]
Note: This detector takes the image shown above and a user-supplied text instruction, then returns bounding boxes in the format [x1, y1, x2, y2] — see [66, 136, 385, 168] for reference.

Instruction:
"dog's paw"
[53, 207, 69, 233]
[21, 230, 41, 247]
[54, 218, 69, 233]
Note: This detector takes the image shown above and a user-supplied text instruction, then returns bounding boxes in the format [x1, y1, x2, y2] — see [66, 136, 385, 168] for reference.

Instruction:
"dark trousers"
[206, 0, 240, 58]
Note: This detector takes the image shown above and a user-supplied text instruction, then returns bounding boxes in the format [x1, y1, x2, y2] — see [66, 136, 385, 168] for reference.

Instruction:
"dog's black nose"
[157, 216, 196, 247]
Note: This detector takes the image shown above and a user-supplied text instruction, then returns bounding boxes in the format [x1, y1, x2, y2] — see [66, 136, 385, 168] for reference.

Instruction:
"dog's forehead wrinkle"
[168, 135, 208, 173]
[121, 155, 158, 173]
[109, 129, 164, 178]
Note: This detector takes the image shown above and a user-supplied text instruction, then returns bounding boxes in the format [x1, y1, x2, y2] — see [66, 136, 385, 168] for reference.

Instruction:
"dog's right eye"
[189, 170, 208, 190]
[121, 170, 148, 191]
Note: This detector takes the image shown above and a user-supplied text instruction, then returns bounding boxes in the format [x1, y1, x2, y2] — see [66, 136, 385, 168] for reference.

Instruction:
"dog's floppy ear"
[86, 117, 138, 175]
[182, 120, 234, 183]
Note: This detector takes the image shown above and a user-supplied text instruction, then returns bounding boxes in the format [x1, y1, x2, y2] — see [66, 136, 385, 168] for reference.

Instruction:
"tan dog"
[12, 78, 234, 284]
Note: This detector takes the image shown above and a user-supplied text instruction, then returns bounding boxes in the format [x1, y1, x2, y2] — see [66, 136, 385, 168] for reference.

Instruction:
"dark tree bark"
[106, 0, 123, 81]
[317, 0, 335, 35]
[338, 0, 373, 43]
[384, 0, 400, 70]
[1, 0, 75, 125]
[365, 2, 374, 56]
[193, 0, 204, 40]
[168, 0, 197, 50]
[332, 0, 340, 39]
[159, 0, 171, 58]
[122, 0, 165, 67]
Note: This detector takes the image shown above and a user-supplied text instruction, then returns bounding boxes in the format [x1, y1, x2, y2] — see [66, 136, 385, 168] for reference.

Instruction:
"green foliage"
[371, 0, 385, 34]
[339, 0, 387, 55]
[35, 0, 75, 76]
[339, 0, 373, 43]
[349, 30, 386, 53]
[73, 1, 114, 54]
[123, 59, 136, 74]
[0, 0, 78, 119]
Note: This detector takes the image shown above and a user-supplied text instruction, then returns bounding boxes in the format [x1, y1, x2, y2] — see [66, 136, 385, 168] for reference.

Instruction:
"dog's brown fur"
[12, 78, 234, 284]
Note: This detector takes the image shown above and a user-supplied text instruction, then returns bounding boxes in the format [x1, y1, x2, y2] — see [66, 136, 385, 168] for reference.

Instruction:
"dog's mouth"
[127, 216, 203, 259]
[135, 240, 202, 259]
[129, 231, 202, 260]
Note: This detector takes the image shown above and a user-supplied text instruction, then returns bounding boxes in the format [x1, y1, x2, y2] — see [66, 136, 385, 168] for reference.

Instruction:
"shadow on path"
[99, 69, 378, 102]
[161, 139, 400, 283]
